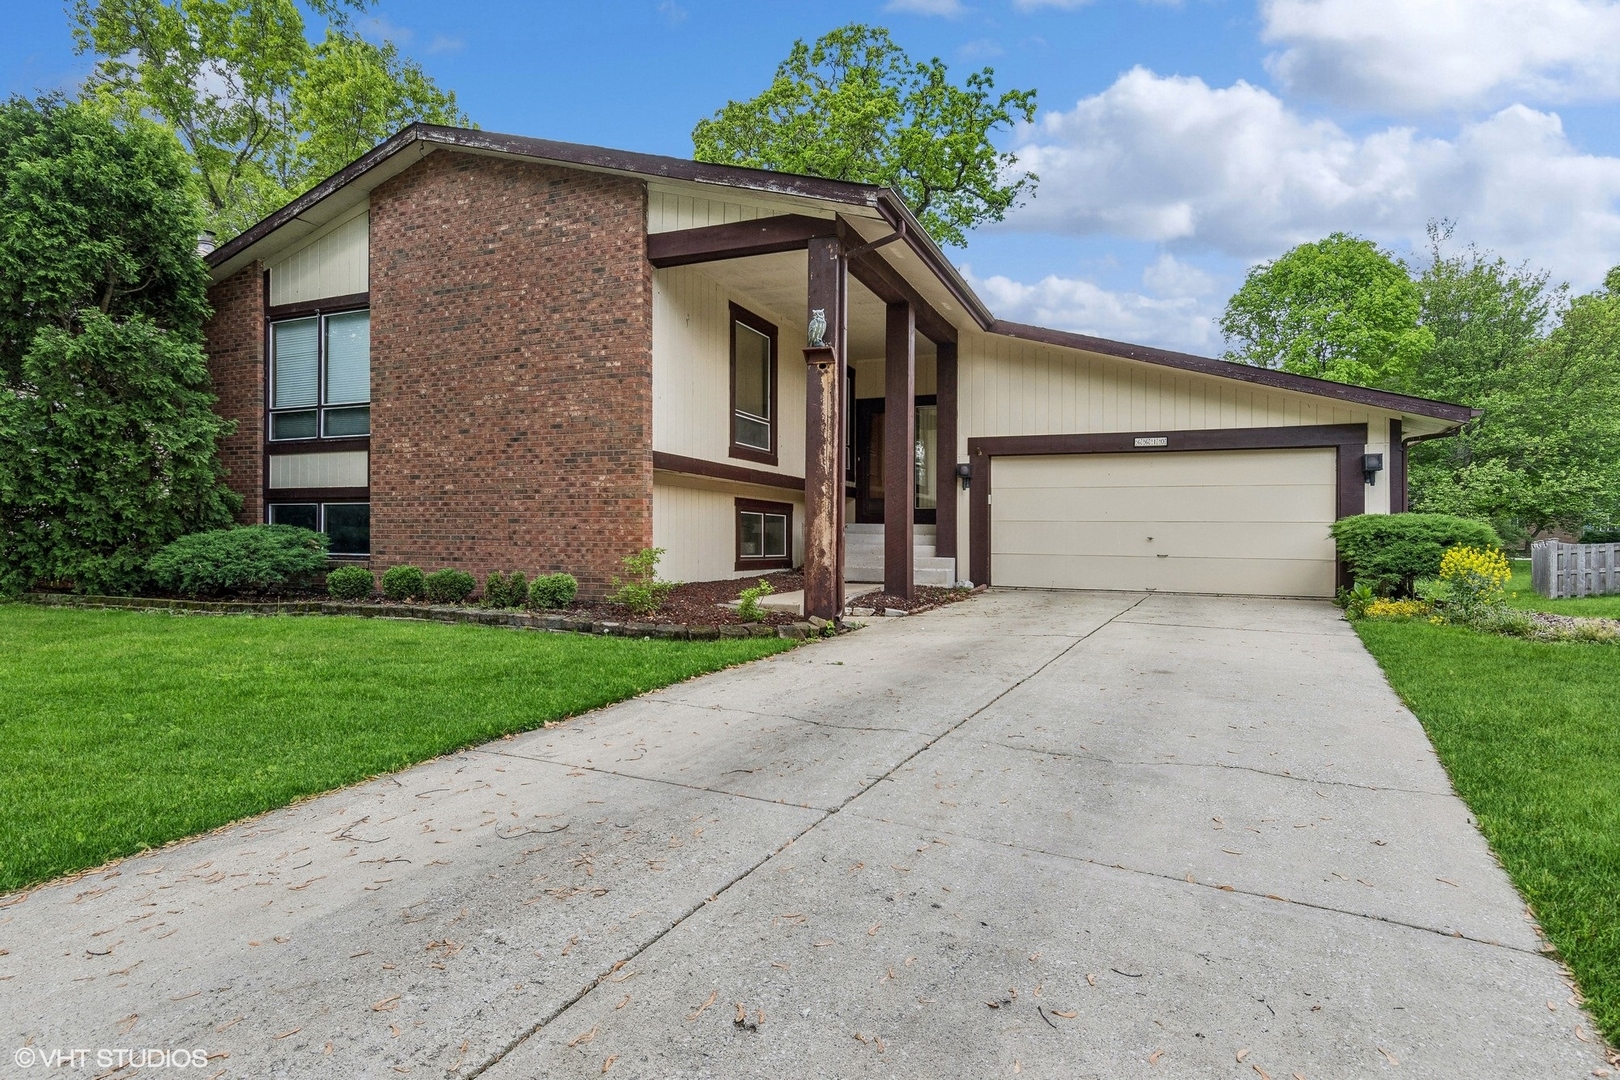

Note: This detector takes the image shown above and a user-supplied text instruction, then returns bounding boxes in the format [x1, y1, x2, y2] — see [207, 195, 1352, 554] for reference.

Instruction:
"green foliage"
[72, 0, 469, 237]
[736, 578, 775, 621]
[481, 570, 528, 609]
[1407, 236, 1620, 542]
[610, 547, 676, 617]
[422, 568, 476, 605]
[1338, 581, 1376, 620]
[325, 565, 373, 601]
[528, 572, 578, 609]
[146, 524, 327, 596]
[380, 564, 425, 602]
[1329, 513, 1502, 597]
[0, 96, 211, 379]
[0, 96, 240, 596]
[1221, 232, 1432, 386]
[691, 24, 1036, 247]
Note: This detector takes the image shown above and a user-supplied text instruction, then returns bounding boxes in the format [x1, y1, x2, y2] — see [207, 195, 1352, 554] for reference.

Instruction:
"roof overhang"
[208, 123, 1474, 428]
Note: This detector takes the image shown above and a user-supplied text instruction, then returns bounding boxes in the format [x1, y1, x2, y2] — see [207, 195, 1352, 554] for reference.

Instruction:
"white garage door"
[990, 448, 1339, 597]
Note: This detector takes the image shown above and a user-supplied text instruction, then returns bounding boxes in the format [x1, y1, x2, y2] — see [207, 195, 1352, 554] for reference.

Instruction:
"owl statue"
[807, 308, 827, 348]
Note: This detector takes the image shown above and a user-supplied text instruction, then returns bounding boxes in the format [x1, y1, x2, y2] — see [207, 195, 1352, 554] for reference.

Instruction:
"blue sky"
[7, 0, 1620, 355]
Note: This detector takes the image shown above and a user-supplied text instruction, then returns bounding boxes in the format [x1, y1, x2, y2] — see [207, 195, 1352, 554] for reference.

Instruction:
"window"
[269, 502, 370, 556]
[270, 308, 370, 441]
[735, 498, 793, 571]
[729, 304, 777, 465]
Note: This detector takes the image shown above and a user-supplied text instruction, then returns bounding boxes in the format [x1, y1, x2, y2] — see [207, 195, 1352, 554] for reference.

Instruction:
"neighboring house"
[201, 124, 1475, 617]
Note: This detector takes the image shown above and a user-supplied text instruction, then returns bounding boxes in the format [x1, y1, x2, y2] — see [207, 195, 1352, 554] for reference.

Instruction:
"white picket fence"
[1531, 540, 1620, 598]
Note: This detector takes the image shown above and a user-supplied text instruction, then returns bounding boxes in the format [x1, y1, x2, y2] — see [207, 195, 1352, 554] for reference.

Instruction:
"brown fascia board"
[207, 123, 896, 277]
[988, 320, 1480, 424]
[207, 123, 1473, 424]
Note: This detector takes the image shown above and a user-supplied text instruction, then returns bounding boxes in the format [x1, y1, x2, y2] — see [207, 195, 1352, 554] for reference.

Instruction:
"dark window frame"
[734, 497, 793, 572]
[266, 499, 371, 559]
[265, 297, 371, 445]
[728, 302, 779, 467]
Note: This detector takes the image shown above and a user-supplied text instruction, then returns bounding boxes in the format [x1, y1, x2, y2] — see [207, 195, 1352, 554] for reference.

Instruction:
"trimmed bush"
[423, 568, 476, 605]
[481, 571, 529, 609]
[529, 572, 578, 609]
[503, 572, 528, 609]
[325, 566, 375, 601]
[381, 565, 426, 602]
[1330, 513, 1502, 596]
[146, 525, 327, 597]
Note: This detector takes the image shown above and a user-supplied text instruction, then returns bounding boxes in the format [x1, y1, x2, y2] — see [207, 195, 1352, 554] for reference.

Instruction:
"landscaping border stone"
[19, 593, 834, 641]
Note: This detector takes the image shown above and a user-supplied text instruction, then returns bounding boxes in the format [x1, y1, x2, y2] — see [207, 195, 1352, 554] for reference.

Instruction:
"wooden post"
[884, 302, 915, 599]
[804, 235, 846, 622]
[935, 341, 958, 564]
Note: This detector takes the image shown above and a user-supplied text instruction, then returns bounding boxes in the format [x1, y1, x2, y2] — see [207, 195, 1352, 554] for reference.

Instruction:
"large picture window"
[268, 502, 370, 556]
[729, 304, 777, 466]
[735, 498, 793, 572]
[270, 308, 370, 441]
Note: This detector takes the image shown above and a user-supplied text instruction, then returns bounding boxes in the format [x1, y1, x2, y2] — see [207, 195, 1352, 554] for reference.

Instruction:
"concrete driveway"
[1, 591, 1605, 1078]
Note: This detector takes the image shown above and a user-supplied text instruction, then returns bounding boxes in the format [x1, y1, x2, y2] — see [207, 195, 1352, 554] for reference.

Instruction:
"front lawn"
[1508, 558, 1620, 619]
[1356, 618, 1620, 1042]
[0, 606, 793, 893]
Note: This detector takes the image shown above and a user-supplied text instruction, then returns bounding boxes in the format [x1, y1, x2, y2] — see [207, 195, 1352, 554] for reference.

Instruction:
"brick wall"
[203, 263, 264, 524]
[368, 152, 654, 597]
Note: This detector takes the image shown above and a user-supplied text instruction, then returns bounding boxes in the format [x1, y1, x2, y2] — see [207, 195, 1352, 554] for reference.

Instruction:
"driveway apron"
[0, 591, 1603, 1078]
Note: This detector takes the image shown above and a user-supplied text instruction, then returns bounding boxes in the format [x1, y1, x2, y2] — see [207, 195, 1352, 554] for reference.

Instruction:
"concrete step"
[845, 556, 956, 588]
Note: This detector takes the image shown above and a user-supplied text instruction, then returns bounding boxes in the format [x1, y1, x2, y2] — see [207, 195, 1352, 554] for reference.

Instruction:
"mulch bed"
[563, 571, 805, 627]
[849, 585, 976, 615]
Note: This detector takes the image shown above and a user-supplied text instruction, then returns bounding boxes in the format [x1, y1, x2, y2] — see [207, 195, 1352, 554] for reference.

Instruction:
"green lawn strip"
[1507, 559, 1620, 618]
[0, 606, 793, 893]
[1355, 619, 1620, 1041]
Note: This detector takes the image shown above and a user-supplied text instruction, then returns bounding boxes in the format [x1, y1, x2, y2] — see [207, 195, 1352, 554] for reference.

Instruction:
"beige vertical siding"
[268, 207, 369, 306]
[645, 186, 833, 234]
[653, 476, 804, 584]
[952, 328, 1402, 561]
[852, 356, 936, 399]
[652, 266, 806, 478]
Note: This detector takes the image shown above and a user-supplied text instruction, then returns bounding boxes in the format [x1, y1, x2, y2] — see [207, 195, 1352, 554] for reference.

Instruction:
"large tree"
[72, 0, 468, 238]
[0, 97, 238, 596]
[1221, 232, 1433, 387]
[1409, 247, 1620, 542]
[691, 24, 1037, 247]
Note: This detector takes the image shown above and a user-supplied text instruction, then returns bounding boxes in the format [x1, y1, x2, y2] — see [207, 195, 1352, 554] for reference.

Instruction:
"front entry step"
[843, 524, 956, 586]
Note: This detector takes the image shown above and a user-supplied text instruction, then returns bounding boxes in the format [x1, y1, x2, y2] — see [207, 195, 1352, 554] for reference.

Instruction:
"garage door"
[989, 448, 1338, 597]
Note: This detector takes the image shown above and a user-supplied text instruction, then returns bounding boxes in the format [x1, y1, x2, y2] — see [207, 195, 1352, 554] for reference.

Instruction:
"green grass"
[1507, 558, 1620, 618]
[1356, 618, 1620, 1040]
[0, 606, 793, 892]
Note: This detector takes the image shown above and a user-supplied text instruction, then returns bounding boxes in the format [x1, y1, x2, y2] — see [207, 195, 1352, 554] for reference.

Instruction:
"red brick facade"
[367, 152, 654, 596]
[203, 263, 265, 524]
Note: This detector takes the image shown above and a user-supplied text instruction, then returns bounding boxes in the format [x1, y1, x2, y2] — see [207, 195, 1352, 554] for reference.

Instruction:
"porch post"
[884, 301, 916, 599]
[803, 235, 847, 622]
[935, 341, 958, 564]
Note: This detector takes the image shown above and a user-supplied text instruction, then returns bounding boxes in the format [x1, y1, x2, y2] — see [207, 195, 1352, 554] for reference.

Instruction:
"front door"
[854, 397, 938, 525]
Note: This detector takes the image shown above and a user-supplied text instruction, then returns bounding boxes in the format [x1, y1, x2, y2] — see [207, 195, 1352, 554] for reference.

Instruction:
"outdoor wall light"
[1363, 452, 1384, 486]
[956, 462, 973, 490]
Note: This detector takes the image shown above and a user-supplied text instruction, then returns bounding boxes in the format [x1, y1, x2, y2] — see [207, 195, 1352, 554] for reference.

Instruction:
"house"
[201, 124, 1475, 619]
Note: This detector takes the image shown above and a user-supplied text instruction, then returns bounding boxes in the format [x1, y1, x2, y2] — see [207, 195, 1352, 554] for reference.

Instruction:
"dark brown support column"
[935, 341, 958, 564]
[804, 235, 847, 621]
[1389, 418, 1406, 513]
[884, 302, 916, 599]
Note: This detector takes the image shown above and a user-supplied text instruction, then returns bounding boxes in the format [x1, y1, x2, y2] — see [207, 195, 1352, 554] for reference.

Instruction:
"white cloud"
[965, 265, 1223, 354]
[885, 0, 967, 15]
[1141, 253, 1215, 298]
[1008, 67, 1620, 289]
[356, 14, 415, 45]
[1261, 0, 1620, 112]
